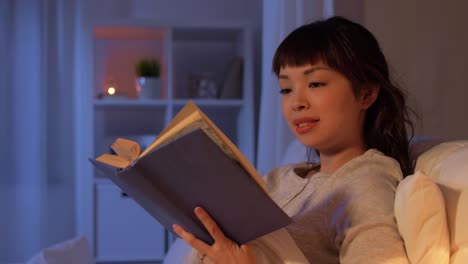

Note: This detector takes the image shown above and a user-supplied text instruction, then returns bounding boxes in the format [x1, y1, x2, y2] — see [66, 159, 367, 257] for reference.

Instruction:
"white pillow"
[436, 146, 468, 264]
[415, 141, 468, 263]
[395, 171, 450, 264]
[415, 141, 468, 178]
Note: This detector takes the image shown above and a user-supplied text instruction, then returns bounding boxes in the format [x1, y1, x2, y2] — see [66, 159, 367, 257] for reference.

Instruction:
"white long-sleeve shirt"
[265, 149, 409, 263]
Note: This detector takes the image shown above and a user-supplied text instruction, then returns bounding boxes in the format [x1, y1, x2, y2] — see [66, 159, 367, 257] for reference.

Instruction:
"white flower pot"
[137, 77, 161, 99]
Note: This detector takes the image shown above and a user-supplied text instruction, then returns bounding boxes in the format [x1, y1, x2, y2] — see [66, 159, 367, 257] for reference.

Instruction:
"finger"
[172, 224, 211, 254]
[194, 207, 229, 243]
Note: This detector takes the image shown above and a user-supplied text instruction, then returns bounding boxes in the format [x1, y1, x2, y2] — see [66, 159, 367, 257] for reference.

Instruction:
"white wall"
[336, 0, 468, 140]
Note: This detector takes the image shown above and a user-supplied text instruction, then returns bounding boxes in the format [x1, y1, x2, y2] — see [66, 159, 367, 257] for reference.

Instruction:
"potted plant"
[135, 58, 161, 99]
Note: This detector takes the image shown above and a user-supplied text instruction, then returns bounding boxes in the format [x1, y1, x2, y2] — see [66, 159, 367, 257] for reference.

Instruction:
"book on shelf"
[89, 100, 291, 245]
[220, 56, 243, 99]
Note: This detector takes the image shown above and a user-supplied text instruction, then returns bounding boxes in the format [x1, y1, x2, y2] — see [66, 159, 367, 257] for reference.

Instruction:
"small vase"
[137, 77, 161, 99]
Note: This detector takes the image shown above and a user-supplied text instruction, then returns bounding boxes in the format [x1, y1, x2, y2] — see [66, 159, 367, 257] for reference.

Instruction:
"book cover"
[90, 102, 291, 245]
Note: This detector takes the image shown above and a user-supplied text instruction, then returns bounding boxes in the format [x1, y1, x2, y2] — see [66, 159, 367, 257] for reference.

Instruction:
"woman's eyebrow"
[303, 66, 329, 75]
[278, 66, 329, 79]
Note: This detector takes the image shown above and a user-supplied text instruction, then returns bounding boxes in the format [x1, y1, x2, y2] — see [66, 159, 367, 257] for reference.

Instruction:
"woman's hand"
[172, 207, 256, 264]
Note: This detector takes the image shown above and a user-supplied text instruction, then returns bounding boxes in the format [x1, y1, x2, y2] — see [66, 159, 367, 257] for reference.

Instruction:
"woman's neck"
[318, 146, 367, 174]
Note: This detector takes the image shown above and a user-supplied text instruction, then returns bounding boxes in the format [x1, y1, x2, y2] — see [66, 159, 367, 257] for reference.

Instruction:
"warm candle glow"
[107, 87, 116, 95]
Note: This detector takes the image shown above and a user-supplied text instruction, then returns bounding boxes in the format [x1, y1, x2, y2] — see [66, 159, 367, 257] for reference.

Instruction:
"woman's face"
[278, 62, 370, 154]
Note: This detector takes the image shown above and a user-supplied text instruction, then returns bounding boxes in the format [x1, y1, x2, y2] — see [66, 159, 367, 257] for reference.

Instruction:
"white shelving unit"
[84, 23, 255, 263]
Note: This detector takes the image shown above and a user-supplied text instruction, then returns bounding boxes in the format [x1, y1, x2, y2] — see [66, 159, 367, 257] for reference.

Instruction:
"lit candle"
[108, 87, 116, 95]
[98, 85, 127, 100]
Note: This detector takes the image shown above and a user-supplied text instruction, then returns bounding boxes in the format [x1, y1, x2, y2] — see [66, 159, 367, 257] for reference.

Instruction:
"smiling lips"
[293, 118, 319, 134]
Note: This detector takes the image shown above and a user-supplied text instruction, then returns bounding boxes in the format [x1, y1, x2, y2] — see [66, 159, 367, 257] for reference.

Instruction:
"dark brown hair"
[273, 16, 416, 176]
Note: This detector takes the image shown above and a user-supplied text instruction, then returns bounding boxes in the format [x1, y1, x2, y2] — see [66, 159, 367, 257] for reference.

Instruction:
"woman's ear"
[359, 85, 380, 109]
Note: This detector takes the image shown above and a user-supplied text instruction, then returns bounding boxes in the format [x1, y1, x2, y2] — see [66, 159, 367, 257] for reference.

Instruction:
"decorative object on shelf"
[135, 58, 161, 99]
[98, 79, 128, 100]
[220, 56, 243, 99]
[189, 72, 219, 99]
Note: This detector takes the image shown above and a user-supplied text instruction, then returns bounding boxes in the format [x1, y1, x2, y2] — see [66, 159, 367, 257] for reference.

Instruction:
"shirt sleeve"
[333, 156, 410, 264]
[250, 228, 311, 264]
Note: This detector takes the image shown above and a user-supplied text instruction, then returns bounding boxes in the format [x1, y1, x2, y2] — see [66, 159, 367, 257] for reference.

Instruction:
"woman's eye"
[308, 82, 325, 88]
[279, 88, 291, 95]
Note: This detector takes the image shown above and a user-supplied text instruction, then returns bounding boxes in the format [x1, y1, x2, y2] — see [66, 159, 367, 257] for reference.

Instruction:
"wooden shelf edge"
[173, 99, 244, 107]
[94, 99, 168, 108]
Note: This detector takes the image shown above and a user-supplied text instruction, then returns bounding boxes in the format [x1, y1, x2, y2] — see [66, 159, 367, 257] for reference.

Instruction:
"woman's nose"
[293, 102, 306, 111]
[292, 92, 310, 112]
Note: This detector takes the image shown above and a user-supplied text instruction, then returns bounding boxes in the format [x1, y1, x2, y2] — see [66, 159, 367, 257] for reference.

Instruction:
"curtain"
[0, 0, 47, 261]
[0, 0, 79, 262]
[256, 0, 334, 174]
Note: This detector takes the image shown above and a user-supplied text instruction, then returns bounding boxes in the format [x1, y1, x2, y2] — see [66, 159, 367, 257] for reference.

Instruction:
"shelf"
[93, 26, 168, 100]
[85, 24, 255, 262]
[94, 99, 243, 109]
[94, 99, 168, 109]
[171, 28, 242, 98]
[173, 99, 243, 108]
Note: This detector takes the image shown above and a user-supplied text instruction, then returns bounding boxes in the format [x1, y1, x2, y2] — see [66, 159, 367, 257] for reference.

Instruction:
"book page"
[141, 100, 199, 155]
[159, 101, 199, 136]
[111, 138, 141, 161]
[140, 100, 266, 191]
[96, 154, 131, 169]
[198, 112, 266, 190]
[198, 123, 236, 160]
[140, 111, 237, 160]
[140, 111, 204, 157]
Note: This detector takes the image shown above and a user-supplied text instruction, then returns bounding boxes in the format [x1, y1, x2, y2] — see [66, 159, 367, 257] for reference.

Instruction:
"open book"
[90, 101, 291, 245]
